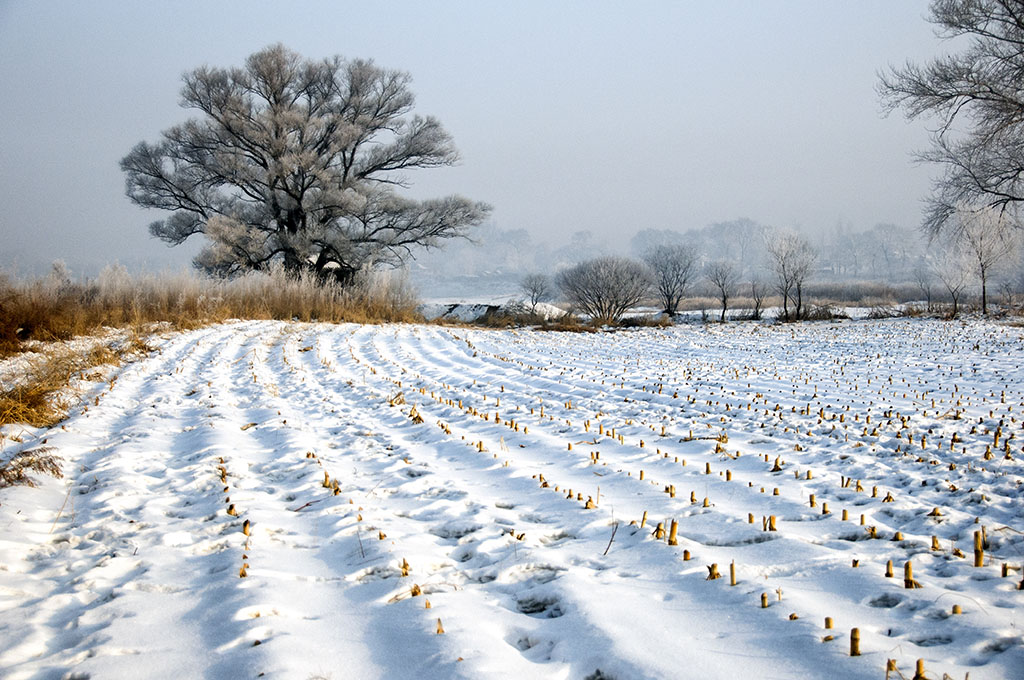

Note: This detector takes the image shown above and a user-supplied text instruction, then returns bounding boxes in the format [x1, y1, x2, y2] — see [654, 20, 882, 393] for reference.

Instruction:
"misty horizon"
[1, 1, 940, 280]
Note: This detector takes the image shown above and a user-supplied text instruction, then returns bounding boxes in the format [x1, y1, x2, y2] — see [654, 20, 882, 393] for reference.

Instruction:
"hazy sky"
[0, 0, 941, 277]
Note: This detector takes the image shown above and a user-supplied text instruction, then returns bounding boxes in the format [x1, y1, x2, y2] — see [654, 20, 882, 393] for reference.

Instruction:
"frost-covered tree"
[644, 245, 697, 316]
[765, 230, 816, 320]
[705, 260, 738, 323]
[121, 44, 490, 282]
[933, 239, 972, 318]
[556, 256, 651, 324]
[956, 207, 1019, 314]
[47, 260, 72, 288]
[879, 0, 1024, 237]
[520, 273, 552, 314]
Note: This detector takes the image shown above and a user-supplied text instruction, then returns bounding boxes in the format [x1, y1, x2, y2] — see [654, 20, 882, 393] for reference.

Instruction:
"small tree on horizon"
[955, 206, 1019, 314]
[749, 279, 767, 320]
[912, 262, 934, 312]
[705, 260, 738, 323]
[520, 273, 553, 314]
[644, 244, 698, 316]
[933, 239, 971, 319]
[766, 230, 816, 320]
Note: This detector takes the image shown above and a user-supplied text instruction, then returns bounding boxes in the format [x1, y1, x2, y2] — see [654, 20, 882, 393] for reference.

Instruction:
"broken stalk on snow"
[603, 519, 619, 556]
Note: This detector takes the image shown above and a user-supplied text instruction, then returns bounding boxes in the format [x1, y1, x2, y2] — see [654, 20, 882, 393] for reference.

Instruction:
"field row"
[1, 318, 1021, 679]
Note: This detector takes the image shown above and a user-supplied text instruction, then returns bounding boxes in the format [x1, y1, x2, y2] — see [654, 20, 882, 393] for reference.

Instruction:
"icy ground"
[1, 319, 1022, 679]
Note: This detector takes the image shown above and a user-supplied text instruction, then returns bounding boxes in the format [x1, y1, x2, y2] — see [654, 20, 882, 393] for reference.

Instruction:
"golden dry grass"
[0, 266, 420, 437]
[0, 267, 421, 358]
[0, 341, 124, 429]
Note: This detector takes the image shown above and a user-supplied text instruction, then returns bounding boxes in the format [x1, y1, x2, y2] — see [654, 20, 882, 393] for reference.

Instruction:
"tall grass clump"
[0, 265, 421, 357]
[0, 343, 124, 428]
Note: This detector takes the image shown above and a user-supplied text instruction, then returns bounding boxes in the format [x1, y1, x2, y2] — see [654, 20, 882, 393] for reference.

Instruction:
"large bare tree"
[644, 245, 697, 316]
[556, 256, 651, 324]
[121, 44, 490, 282]
[879, 0, 1024, 238]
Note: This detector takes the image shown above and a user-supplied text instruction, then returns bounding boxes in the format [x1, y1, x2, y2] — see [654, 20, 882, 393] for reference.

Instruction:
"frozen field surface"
[1, 319, 1023, 679]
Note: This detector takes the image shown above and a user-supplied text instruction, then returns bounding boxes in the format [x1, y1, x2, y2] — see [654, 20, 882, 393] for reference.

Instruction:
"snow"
[0, 327, 138, 390]
[418, 300, 565, 322]
[2, 318, 1023, 679]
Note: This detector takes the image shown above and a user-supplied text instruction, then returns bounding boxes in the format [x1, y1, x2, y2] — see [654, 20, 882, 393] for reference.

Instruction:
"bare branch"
[879, 0, 1024, 237]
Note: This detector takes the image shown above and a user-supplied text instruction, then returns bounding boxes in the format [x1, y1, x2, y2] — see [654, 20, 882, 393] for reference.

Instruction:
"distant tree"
[879, 0, 1024, 238]
[705, 218, 768, 273]
[630, 228, 686, 257]
[121, 44, 490, 283]
[956, 207, 1019, 314]
[705, 260, 738, 322]
[765, 230, 817, 320]
[999, 277, 1020, 309]
[911, 262, 934, 312]
[932, 240, 971, 319]
[552, 230, 608, 266]
[644, 245, 698, 316]
[520, 273, 552, 314]
[1001, 268, 1024, 308]
[48, 260, 72, 288]
[749, 279, 767, 320]
[555, 256, 651, 324]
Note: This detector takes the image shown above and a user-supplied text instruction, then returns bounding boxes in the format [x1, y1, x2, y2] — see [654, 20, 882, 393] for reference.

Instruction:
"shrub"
[619, 315, 673, 328]
[555, 256, 652, 325]
[801, 304, 851, 321]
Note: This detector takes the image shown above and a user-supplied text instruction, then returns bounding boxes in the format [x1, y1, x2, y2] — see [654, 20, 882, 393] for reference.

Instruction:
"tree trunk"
[282, 247, 305, 276]
[981, 272, 988, 314]
[323, 264, 359, 286]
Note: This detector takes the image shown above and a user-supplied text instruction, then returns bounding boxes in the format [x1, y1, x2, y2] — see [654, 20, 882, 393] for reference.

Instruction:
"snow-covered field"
[2, 319, 1023, 679]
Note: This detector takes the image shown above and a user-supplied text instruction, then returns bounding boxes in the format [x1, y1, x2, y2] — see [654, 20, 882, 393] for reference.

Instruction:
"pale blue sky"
[0, 0, 939, 276]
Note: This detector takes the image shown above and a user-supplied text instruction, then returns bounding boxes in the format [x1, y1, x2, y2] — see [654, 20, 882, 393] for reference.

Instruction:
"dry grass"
[0, 446, 63, 488]
[0, 266, 420, 436]
[0, 266, 421, 358]
[1, 355, 75, 429]
[536, 315, 599, 333]
[0, 339, 129, 429]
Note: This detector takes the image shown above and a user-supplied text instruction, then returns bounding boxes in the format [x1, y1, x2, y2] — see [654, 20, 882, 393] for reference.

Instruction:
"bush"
[536, 314, 598, 333]
[555, 256, 652, 325]
[619, 315, 673, 328]
[800, 304, 851, 321]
